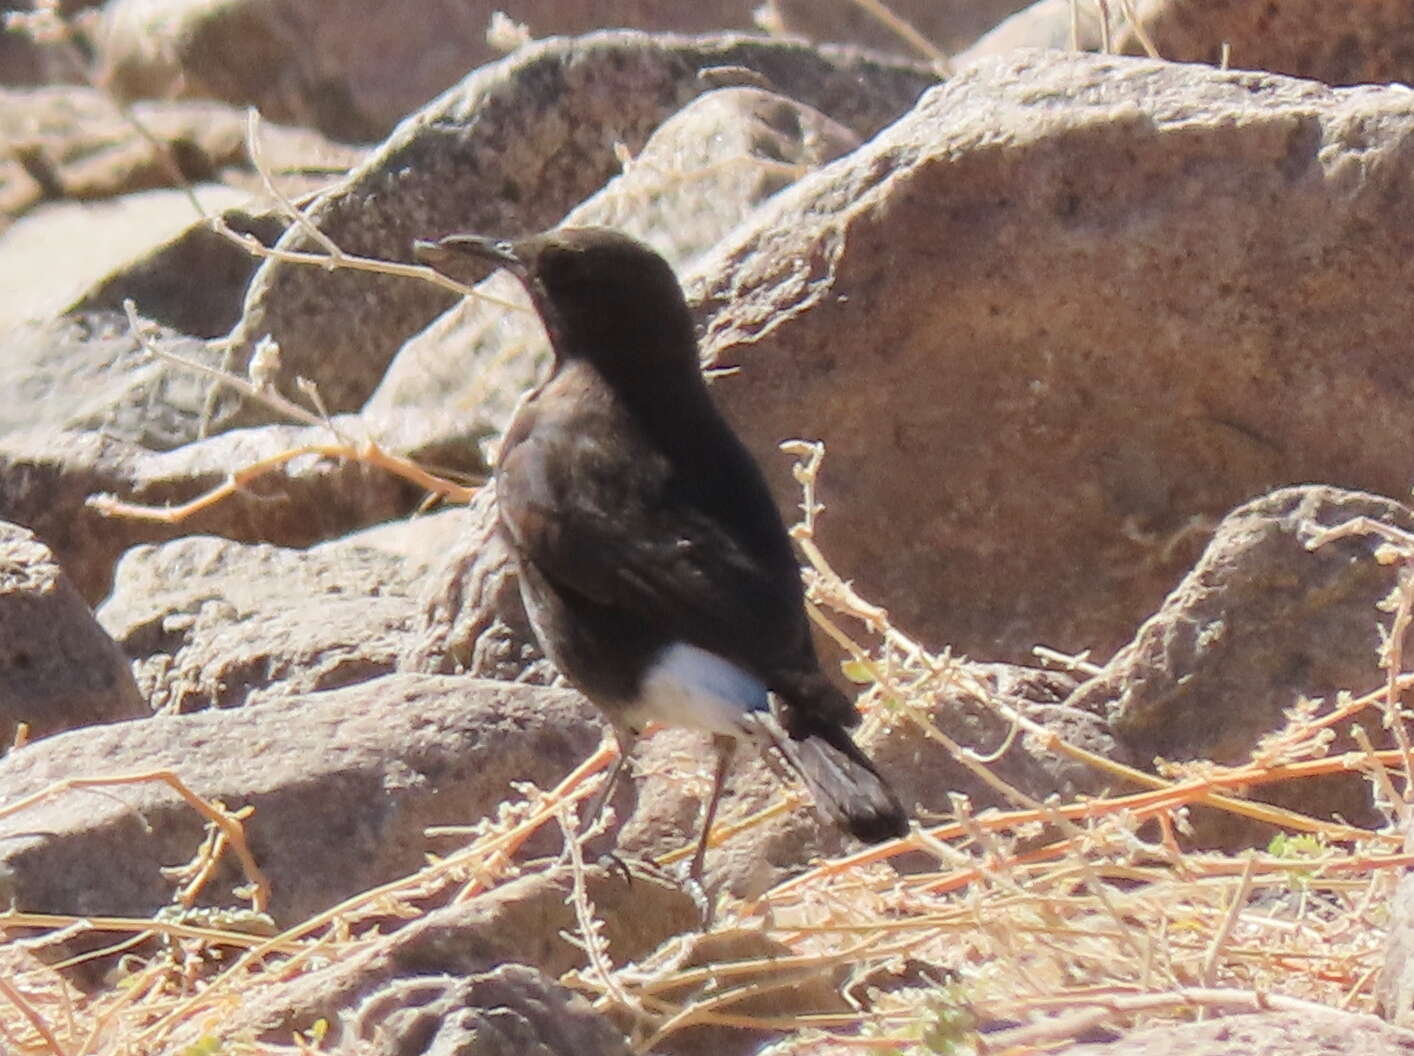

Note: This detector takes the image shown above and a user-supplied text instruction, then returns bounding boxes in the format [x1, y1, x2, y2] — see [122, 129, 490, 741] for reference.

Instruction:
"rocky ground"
[5, 1, 1414, 1054]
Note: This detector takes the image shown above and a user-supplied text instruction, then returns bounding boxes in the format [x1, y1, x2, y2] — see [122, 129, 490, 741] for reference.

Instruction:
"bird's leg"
[559, 727, 635, 868]
[685, 734, 737, 924]
[581, 727, 635, 835]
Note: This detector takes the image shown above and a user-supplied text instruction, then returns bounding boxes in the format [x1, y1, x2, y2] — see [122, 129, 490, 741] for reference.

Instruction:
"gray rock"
[0, 674, 603, 924]
[1115, 0, 1414, 87]
[71, 207, 289, 340]
[96, 0, 965, 142]
[681, 50, 1414, 662]
[216, 31, 936, 428]
[1056, 1009, 1414, 1056]
[176, 866, 695, 1047]
[0, 520, 146, 744]
[368, 86, 860, 430]
[0, 310, 219, 450]
[0, 406, 481, 603]
[327, 505, 473, 573]
[98, 535, 420, 712]
[401, 489, 558, 686]
[0, 188, 251, 334]
[1069, 485, 1414, 845]
[344, 967, 630, 1056]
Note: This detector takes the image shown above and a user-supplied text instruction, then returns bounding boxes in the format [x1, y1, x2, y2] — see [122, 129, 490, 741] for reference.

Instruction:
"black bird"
[414, 228, 908, 878]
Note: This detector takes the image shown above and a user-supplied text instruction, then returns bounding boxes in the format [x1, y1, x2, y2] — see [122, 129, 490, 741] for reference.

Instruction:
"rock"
[401, 489, 559, 686]
[634, 929, 849, 1056]
[70, 205, 288, 340]
[0, 310, 220, 449]
[0, 520, 145, 744]
[0, 86, 363, 332]
[1114, 0, 1414, 87]
[1069, 485, 1414, 845]
[964, 0, 1414, 88]
[0, 674, 603, 924]
[879, 662, 1114, 813]
[959, 0, 1106, 61]
[0, 188, 250, 333]
[0, 405, 480, 603]
[0, 1, 108, 89]
[216, 31, 935, 429]
[617, 726, 827, 901]
[97, 535, 420, 712]
[680, 50, 1414, 663]
[179, 865, 695, 1046]
[367, 86, 860, 429]
[343, 968, 630, 1056]
[0, 85, 360, 224]
[1056, 1009, 1414, 1056]
[327, 505, 473, 573]
[96, 0, 967, 142]
[771, 0, 1032, 57]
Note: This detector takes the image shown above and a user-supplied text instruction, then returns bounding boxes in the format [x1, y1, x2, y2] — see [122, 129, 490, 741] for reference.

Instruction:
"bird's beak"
[413, 234, 524, 283]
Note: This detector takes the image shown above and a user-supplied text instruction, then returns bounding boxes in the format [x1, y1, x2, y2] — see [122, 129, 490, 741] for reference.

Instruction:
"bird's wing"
[496, 399, 806, 672]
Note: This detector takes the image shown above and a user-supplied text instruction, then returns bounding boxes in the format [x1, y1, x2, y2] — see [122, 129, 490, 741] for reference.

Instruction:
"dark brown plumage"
[414, 227, 907, 870]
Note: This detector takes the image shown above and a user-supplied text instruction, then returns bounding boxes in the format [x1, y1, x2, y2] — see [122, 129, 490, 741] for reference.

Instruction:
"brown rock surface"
[0, 520, 146, 743]
[1056, 1009, 1414, 1056]
[1115, 0, 1414, 86]
[185, 866, 695, 1046]
[67, 205, 290, 340]
[97, 535, 420, 712]
[401, 489, 560, 686]
[964, 0, 1414, 88]
[0, 310, 220, 449]
[368, 85, 860, 426]
[96, 0, 1000, 142]
[1381, 824, 1414, 1029]
[0, 85, 360, 226]
[772, 0, 1031, 57]
[216, 31, 935, 429]
[638, 929, 850, 1056]
[0, 188, 250, 332]
[959, 0, 1105, 60]
[1068, 485, 1411, 843]
[340, 967, 630, 1056]
[683, 50, 1414, 662]
[0, 674, 602, 923]
[616, 663, 1113, 899]
[0, 406, 480, 603]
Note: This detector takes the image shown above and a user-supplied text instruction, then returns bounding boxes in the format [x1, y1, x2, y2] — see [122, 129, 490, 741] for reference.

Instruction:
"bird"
[413, 227, 908, 884]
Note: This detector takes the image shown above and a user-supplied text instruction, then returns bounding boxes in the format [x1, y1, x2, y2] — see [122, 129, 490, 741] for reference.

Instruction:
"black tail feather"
[758, 717, 908, 843]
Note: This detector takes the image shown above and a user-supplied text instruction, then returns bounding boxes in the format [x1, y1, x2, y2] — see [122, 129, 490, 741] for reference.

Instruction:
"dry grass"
[1, 445, 1409, 1054]
[3, 3, 1407, 1053]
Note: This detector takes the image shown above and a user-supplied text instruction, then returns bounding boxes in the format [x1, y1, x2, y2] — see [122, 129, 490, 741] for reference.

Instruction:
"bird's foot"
[596, 850, 634, 885]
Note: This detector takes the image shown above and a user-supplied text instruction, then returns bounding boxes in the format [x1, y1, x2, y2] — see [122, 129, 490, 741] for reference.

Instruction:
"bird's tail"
[755, 714, 908, 843]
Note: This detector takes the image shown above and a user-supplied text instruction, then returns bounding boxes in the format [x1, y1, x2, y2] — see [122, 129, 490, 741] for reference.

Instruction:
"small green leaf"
[841, 659, 876, 685]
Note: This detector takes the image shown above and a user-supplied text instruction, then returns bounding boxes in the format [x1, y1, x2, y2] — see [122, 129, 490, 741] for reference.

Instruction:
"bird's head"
[414, 227, 699, 381]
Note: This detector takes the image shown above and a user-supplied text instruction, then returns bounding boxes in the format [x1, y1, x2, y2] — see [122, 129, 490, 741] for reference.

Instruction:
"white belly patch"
[628, 642, 769, 738]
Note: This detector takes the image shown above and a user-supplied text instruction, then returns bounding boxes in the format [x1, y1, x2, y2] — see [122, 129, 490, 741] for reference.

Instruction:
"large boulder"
[685, 50, 1414, 662]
